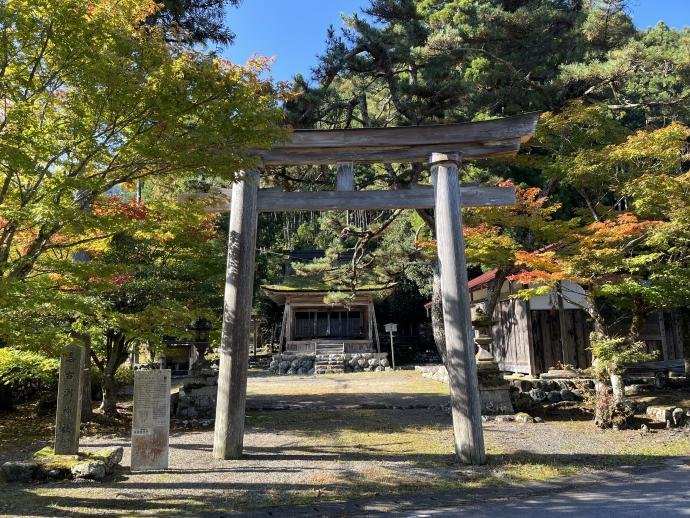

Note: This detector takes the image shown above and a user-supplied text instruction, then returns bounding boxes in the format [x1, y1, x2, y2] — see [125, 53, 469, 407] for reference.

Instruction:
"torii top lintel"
[257, 112, 540, 167]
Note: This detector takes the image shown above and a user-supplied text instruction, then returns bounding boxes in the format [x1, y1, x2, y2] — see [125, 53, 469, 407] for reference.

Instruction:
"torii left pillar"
[432, 152, 486, 465]
[213, 170, 259, 459]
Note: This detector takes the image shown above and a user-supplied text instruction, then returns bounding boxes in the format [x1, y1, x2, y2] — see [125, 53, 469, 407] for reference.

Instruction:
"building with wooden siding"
[260, 250, 394, 356]
[467, 273, 592, 375]
[262, 284, 392, 355]
[428, 270, 686, 375]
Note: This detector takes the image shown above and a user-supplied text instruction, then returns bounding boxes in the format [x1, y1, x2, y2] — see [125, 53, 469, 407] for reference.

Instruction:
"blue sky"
[222, 0, 690, 84]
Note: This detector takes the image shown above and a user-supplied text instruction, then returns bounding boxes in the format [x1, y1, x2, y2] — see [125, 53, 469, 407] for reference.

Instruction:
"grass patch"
[247, 370, 450, 396]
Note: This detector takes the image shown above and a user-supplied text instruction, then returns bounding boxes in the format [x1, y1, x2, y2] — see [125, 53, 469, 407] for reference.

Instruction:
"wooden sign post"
[385, 323, 398, 370]
[209, 113, 539, 465]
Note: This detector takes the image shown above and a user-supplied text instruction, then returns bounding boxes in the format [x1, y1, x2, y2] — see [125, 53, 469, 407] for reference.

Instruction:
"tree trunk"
[593, 374, 611, 428]
[80, 337, 93, 422]
[556, 281, 569, 367]
[610, 370, 624, 401]
[100, 365, 119, 417]
[481, 269, 508, 318]
[586, 298, 608, 338]
[629, 305, 647, 341]
[413, 208, 447, 365]
[681, 308, 690, 378]
[588, 303, 616, 427]
[430, 260, 447, 364]
[98, 332, 129, 417]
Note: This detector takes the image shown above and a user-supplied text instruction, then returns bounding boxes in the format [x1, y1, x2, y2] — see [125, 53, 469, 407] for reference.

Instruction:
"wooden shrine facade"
[211, 112, 541, 466]
[262, 287, 389, 354]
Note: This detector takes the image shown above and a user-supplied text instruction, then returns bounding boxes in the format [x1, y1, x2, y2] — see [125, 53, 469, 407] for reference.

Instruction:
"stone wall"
[269, 352, 390, 375]
[415, 364, 514, 415]
[415, 364, 448, 384]
[344, 352, 389, 373]
[269, 354, 316, 375]
[417, 365, 594, 404]
[510, 377, 592, 404]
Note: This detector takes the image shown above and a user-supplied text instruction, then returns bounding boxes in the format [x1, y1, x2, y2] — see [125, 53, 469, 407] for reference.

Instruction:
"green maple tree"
[0, 0, 284, 282]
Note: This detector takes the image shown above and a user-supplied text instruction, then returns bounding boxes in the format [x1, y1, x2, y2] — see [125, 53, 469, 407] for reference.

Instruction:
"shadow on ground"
[246, 390, 450, 410]
[1, 450, 684, 517]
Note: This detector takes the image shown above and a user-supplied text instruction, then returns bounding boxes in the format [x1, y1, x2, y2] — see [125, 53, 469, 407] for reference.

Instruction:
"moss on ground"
[32, 446, 115, 471]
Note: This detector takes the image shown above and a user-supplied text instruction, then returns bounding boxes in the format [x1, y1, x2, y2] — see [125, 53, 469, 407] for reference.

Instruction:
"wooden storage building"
[429, 270, 686, 375]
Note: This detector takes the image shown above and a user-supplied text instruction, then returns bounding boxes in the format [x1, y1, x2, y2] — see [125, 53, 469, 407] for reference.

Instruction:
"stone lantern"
[471, 307, 514, 415]
[188, 319, 213, 372]
[173, 319, 218, 421]
[472, 307, 497, 363]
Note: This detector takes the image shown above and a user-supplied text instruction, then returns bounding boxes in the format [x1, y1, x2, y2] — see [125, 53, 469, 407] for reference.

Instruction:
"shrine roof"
[261, 280, 396, 304]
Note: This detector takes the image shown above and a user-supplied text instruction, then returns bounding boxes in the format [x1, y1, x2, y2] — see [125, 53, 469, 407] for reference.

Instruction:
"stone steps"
[314, 366, 345, 374]
[315, 351, 346, 374]
[315, 342, 345, 356]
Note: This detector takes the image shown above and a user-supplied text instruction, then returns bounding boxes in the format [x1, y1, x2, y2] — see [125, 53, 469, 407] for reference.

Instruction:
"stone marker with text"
[54, 344, 85, 455]
[131, 369, 171, 471]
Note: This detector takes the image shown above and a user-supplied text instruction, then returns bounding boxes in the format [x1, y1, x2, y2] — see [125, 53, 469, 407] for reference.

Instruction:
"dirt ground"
[1, 371, 689, 517]
[245, 370, 449, 409]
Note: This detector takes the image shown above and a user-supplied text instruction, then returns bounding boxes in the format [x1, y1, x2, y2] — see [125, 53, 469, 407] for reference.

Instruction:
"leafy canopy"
[0, 0, 284, 281]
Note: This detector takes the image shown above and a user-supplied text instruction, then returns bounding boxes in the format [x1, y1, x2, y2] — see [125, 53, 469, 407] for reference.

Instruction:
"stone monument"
[54, 344, 85, 455]
[131, 369, 171, 471]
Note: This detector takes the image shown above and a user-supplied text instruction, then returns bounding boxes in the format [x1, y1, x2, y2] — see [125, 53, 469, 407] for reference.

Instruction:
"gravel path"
[1, 409, 687, 517]
[1, 372, 688, 517]
[377, 460, 690, 517]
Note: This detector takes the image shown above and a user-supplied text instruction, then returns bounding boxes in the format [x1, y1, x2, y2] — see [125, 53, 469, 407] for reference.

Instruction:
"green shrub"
[115, 366, 135, 386]
[0, 348, 60, 407]
[0, 348, 59, 386]
[589, 333, 656, 377]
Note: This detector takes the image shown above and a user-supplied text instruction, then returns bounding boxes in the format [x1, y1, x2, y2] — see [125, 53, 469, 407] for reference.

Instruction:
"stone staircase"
[314, 342, 345, 374]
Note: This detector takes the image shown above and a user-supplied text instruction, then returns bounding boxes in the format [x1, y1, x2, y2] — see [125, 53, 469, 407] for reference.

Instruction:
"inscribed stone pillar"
[213, 170, 259, 460]
[54, 344, 85, 455]
[431, 152, 486, 465]
[131, 369, 171, 471]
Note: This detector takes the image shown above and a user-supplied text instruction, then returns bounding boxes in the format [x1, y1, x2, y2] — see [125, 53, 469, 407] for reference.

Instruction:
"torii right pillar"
[431, 152, 486, 465]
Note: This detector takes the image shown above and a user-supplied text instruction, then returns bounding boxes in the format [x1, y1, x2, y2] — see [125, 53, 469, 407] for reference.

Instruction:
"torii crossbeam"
[211, 112, 540, 465]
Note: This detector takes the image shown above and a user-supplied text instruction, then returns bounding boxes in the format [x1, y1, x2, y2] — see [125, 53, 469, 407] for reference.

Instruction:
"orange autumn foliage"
[93, 197, 150, 221]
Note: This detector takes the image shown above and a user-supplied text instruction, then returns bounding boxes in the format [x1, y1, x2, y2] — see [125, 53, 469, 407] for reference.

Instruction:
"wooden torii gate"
[212, 112, 540, 465]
